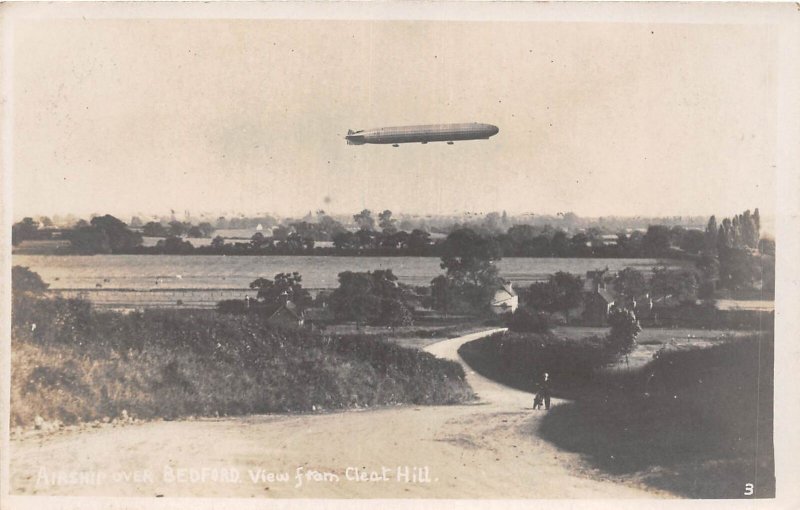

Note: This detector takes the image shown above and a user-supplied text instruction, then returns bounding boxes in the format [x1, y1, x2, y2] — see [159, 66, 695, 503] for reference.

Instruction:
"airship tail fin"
[347, 129, 355, 135]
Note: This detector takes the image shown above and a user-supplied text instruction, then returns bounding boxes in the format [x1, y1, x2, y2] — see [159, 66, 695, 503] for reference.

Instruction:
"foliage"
[249, 272, 312, 310]
[613, 267, 647, 300]
[330, 270, 414, 327]
[457, 331, 614, 395]
[506, 307, 552, 333]
[11, 217, 40, 246]
[12, 266, 49, 294]
[142, 221, 168, 237]
[605, 307, 641, 358]
[216, 299, 250, 315]
[11, 298, 472, 425]
[353, 209, 375, 231]
[538, 334, 774, 498]
[90, 215, 143, 252]
[68, 226, 112, 254]
[155, 236, 194, 254]
[649, 266, 699, 302]
[378, 210, 397, 234]
[432, 228, 504, 315]
[642, 225, 672, 256]
[525, 271, 584, 320]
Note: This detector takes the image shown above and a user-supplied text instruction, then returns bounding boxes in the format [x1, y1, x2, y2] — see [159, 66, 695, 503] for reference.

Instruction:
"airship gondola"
[346, 122, 499, 146]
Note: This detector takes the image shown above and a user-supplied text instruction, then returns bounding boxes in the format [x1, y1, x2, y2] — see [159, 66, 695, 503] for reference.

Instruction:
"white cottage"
[490, 282, 518, 315]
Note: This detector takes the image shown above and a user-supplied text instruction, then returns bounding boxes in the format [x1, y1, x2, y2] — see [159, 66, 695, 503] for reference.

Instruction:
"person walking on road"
[533, 372, 552, 410]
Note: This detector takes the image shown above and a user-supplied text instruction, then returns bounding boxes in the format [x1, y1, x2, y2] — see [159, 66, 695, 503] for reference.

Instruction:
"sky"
[11, 17, 778, 221]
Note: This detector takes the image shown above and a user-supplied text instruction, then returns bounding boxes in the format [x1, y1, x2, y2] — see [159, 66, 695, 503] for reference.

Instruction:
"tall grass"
[458, 329, 774, 498]
[11, 295, 473, 426]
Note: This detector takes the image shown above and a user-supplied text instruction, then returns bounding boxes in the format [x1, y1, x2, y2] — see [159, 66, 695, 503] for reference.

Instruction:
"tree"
[378, 210, 398, 235]
[525, 271, 583, 321]
[211, 236, 226, 249]
[434, 228, 503, 314]
[142, 221, 168, 237]
[550, 230, 569, 256]
[129, 216, 143, 228]
[704, 215, 718, 255]
[758, 238, 775, 257]
[718, 247, 760, 291]
[329, 270, 413, 327]
[549, 272, 584, 321]
[12, 266, 49, 294]
[606, 307, 641, 362]
[407, 229, 431, 253]
[332, 231, 357, 250]
[679, 229, 706, 254]
[69, 226, 111, 254]
[440, 229, 501, 286]
[157, 236, 194, 254]
[168, 221, 187, 237]
[353, 209, 375, 231]
[197, 222, 215, 237]
[249, 272, 312, 310]
[642, 225, 671, 256]
[187, 226, 204, 238]
[614, 267, 647, 301]
[90, 214, 142, 252]
[650, 266, 699, 302]
[11, 217, 40, 245]
[250, 232, 267, 248]
[569, 232, 591, 256]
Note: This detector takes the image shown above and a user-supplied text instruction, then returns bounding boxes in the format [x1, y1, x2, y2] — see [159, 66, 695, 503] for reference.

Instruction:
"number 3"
[744, 483, 754, 496]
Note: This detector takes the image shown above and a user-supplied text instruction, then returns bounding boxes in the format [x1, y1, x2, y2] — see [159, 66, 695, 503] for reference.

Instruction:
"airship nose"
[488, 124, 499, 136]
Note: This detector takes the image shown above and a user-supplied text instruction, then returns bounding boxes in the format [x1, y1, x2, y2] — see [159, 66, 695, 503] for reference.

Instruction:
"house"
[490, 282, 518, 315]
[583, 286, 617, 325]
[266, 300, 304, 329]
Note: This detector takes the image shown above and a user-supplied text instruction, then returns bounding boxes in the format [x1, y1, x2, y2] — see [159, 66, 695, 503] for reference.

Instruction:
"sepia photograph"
[2, 2, 799, 508]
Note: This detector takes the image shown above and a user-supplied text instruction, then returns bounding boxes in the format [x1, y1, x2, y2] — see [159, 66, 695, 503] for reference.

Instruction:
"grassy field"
[11, 295, 474, 427]
[323, 319, 490, 350]
[555, 326, 752, 370]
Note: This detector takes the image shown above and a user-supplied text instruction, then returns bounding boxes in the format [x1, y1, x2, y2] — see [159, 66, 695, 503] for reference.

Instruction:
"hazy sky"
[11, 18, 777, 220]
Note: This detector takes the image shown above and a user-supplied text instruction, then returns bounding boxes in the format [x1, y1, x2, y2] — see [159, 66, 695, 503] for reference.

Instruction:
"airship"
[346, 122, 499, 147]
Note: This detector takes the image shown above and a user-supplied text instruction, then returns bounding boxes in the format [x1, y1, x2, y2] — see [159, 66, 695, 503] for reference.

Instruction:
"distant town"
[13, 209, 768, 260]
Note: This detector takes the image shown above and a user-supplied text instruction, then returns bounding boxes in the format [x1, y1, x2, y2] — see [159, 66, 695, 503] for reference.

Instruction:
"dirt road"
[10, 329, 670, 498]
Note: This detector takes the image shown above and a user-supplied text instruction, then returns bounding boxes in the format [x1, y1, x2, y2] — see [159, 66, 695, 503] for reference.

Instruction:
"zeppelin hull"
[346, 123, 499, 145]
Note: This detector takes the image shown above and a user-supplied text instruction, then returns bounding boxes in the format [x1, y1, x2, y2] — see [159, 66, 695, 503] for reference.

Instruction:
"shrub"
[216, 299, 249, 315]
[12, 266, 49, 294]
[605, 307, 641, 359]
[11, 297, 473, 425]
[538, 334, 774, 498]
[458, 331, 612, 396]
[506, 307, 551, 333]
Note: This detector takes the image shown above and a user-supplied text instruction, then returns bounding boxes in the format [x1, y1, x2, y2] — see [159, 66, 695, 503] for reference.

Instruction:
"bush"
[458, 331, 613, 396]
[506, 307, 551, 333]
[538, 334, 774, 498]
[12, 266, 49, 294]
[216, 299, 250, 315]
[605, 307, 641, 359]
[11, 296, 474, 426]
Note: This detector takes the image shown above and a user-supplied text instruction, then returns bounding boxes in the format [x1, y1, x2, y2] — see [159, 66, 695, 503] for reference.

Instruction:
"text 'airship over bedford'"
[346, 123, 499, 147]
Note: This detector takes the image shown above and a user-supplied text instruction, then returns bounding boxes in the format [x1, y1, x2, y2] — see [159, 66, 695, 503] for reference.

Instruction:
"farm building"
[266, 301, 304, 329]
[583, 286, 617, 325]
